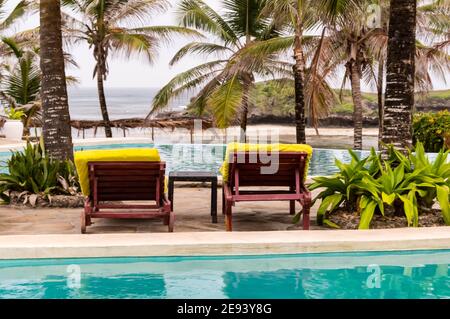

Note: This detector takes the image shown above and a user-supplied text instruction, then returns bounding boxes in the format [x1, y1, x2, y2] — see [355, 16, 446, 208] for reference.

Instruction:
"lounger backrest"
[228, 152, 308, 187]
[88, 161, 165, 202]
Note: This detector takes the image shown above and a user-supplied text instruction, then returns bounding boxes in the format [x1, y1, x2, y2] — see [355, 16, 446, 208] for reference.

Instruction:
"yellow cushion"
[74, 148, 162, 196]
[219, 143, 313, 182]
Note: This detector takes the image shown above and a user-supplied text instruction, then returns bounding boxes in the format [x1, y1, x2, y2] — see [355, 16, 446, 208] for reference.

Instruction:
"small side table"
[168, 171, 218, 223]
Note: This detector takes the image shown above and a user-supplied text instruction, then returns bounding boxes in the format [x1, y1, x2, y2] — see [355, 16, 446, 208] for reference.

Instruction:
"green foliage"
[0, 140, 80, 203]
[306, 142, 450, 229]
[4, 106, 25, 120]
[413, 110, 450, 152]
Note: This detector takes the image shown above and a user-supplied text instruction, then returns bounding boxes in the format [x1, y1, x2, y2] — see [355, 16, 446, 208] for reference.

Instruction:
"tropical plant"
[62, 0, 200, 138]
[308, 142, 450, 229]
[40, 0, 74, 161]
[0, 139, 80, 205]
[413, 110, 450, 152]
[307, 148, 380, 226]
[148, 0, 291, 142]
[0, 37, 41, 136]
[3, 106, 25, 120]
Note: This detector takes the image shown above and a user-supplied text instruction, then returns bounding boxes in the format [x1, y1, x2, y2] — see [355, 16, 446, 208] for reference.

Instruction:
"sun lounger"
[74, 148, 173, 233]
[219, 143, 313, 231]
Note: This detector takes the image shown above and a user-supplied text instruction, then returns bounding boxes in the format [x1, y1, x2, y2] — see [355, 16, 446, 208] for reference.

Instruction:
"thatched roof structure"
[1, 116, 214, 139]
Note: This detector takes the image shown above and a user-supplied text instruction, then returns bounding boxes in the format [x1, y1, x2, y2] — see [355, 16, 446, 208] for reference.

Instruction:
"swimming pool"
[0, 143, 441, 176]
[3, 142, 437, 177]
[0, 250, 448, 299]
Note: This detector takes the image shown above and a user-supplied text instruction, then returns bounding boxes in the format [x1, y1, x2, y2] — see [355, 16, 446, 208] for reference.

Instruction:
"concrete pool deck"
[0, 227, 449, 260]
[0, 187, 449, 260]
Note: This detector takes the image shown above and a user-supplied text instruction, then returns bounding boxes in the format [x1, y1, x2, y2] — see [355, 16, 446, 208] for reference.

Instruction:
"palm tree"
[0, 1, 35, 65]
[40, 0, 73, 160]
[315, 0, 447, 150]
[62, 0, 200, 138]
[0, 38, 41, 137]
[260, 0, 353, 144]
[380, 0, 448, 152]
[376, 0, 449, 148]
[148, 0, 289, 142]
[320, 2, 379, 150]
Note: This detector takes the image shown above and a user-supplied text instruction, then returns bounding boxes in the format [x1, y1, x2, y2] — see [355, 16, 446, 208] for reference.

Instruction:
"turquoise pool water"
[0, 143, 370, 176]
[0, 250, 449, 299]
[0, 143, 440, 176]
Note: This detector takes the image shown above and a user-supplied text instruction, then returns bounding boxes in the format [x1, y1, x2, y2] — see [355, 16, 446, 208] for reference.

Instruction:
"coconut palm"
[0, 1, 35, 66]
[318, 2, 380, 150]
[260, 0, 354, 144]
[62, 0, 201, 138]
[311, 0, 449, 150]
[0, 1, 31, 34]
[375, 0, 449, 147]
[381, 0, 417, 152]
[40, 0, 73, 160]
[148, 0, 290, 142]
[379, 0, 449, 152]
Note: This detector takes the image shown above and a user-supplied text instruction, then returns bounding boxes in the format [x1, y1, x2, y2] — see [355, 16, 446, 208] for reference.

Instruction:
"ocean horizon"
[67, 87, 192, 121]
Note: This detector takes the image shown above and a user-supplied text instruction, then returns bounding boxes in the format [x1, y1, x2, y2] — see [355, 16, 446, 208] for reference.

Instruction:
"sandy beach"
[0, 125, 380, 150]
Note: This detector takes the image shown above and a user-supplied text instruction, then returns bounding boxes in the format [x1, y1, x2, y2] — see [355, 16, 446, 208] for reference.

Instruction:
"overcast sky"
[4, 0, 449, 91]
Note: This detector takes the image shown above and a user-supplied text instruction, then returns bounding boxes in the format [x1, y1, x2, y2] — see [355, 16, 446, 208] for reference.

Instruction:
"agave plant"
[308, 142, 450, 229]
[0, 139, 80, 204]
[307, 148, 380, 226]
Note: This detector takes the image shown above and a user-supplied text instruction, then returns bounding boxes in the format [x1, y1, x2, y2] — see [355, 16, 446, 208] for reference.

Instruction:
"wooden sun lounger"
[81, 161, 173, 233]
[222, 152, 311, 231]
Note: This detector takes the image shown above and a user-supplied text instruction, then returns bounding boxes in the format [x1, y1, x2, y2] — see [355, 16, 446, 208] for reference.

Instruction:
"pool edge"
[0, 227, 449, 260]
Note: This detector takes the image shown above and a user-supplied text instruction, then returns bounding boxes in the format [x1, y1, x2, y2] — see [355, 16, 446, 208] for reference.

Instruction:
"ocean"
[67, 87, 191, 120]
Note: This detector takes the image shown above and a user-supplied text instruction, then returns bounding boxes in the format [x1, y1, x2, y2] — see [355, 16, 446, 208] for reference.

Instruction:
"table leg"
[168, 178, 175, 211]
[211, 178, 218, 223]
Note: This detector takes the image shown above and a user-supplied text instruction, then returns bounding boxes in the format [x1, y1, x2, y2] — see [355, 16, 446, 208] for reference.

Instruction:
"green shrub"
[413, 110, 450, 152]
[4, 106, 25, 120]
[306, 142, 450, 229]
[0, 140, 79, 203]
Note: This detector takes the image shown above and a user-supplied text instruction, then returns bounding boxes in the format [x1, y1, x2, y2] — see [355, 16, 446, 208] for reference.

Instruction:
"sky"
[3, 0, 449, 91]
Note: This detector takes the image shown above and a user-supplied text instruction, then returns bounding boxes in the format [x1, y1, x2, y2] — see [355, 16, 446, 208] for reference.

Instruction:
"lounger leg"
[222, 187, 226, 215]
[81, 198, 92, 233]
[168, 211, 175, 232]
[290, 201, 295, 215]
[302, 195, 311, 230]
[289, 186, 295, 215]
[81, 211, 86, 234]
[225, 200, 233, 232]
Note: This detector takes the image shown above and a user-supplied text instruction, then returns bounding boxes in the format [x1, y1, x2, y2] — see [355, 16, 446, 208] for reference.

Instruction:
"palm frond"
[149, 60, 225, 115]
[169, 41, 233, 66]
[0, 0, 33, 30]
[208, 75, 244, 128]
[177, 0, 239, 45]
[130, 25, 203, 44]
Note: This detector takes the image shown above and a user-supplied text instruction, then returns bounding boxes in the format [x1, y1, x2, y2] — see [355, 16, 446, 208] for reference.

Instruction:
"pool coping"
[0, 227, 449, 260]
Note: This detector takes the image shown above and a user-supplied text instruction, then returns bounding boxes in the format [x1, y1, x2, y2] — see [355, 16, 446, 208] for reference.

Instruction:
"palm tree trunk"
[39, 0, 73, 161]
[349, 60, 363, 150]
[293, 32, 307, 144]
[381, 0, 416, 153]
[96, 69, 112, 138]
[377, 58, 384, 150]
[239, 74, 253, 143]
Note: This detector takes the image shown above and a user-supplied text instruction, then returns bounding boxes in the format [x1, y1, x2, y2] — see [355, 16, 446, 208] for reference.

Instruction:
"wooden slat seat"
[81, 161, 173, 233]
[222, 152, 311, 231]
